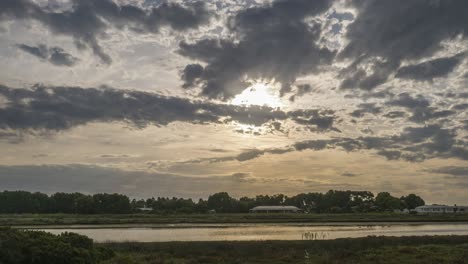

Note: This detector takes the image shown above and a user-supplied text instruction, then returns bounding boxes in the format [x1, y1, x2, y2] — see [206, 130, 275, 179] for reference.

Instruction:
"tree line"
[0, 190, 425, 214]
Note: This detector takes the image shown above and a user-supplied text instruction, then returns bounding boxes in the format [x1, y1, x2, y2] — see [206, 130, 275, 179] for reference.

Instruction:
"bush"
[0, 228, 114, 264]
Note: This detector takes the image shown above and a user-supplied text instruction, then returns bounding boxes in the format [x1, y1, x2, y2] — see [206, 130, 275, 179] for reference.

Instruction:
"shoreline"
[2, 213, 468, 227]
[11, 221, 468, 229]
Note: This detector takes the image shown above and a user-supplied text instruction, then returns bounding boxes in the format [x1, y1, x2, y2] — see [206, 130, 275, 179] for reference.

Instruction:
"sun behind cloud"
[231, 81, 284, 108]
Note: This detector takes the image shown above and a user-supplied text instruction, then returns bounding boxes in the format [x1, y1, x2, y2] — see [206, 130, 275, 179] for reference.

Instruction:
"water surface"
[31, 223, 468, 242]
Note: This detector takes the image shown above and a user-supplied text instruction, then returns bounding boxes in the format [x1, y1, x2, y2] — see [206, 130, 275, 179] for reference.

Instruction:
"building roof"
[250, 206, 301, 211]
[137, 207, 153, 211]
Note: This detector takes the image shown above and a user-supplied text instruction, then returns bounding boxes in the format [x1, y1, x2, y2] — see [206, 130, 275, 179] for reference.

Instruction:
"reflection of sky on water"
[33, 223, 468, 242]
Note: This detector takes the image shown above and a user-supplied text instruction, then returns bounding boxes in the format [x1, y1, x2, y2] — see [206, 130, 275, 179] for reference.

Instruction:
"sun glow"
[231, 82, 284, 108]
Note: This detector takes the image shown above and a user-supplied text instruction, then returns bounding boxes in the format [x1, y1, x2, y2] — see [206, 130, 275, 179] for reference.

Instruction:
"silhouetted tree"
[207, 192, 236, 213]
[375, 192, 402, 211]
[400, 194, 425, 209]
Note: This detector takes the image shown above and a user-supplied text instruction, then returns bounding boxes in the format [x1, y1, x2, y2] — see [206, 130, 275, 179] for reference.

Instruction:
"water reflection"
[30, 223, 468, 242]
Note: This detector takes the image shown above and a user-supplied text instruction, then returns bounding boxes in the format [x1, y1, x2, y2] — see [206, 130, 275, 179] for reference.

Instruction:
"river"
[27, 223, 468, 242]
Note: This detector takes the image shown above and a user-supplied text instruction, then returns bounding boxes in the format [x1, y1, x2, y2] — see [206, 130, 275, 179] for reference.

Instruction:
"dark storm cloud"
[17, 44, 79, 66]
[178, 0, 335, 99]
[181, 63, 204, 88]
[0, 84, 337, 132]
[395, 53, 465, 81]
[0, 0, 212, 64]
[340, 0, 468, 89]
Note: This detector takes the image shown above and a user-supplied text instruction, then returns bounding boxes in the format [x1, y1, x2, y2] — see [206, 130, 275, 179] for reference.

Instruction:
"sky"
[0, 0, 467, 204]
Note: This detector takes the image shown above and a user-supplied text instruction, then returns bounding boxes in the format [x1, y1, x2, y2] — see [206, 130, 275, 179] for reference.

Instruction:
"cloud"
[341, 172, 358, 177]
[177, 123, 465, 164]
[339, 0, 468, 89]
[235, 147, 293, 162]
[288, 84, 312, 102]
[428, 166, 468, 177]
[395, 53, 465, 81]
[181, 63, 204, 88]
[0, 84, 337, 132]
[171, 147, 295, 164]
[386, 93, 429, 108]
[287, 109, 338, 131]
[385, 93, 455, 123]
[290, 125, 465, 162]
[0, 0, 212, 64]
[453, 103, 468, 111]
[0, 164, 253, 198]
[178, 0, 335, 99]
[383, 111, 406, 119]
[17, 43, 79, 66]
[99, 154, 131, 159]
[0, 164, 338, 198]
[462, 120, 468, 131]
[350, 103, 381, 118]
[376, 150, 401, 161]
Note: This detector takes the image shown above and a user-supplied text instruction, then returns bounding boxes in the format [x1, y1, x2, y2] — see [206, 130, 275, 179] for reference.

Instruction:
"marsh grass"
[100, 236, 468, 264]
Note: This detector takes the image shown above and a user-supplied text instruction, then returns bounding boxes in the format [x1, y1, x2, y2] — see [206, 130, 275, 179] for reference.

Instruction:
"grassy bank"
[101, 236, 468, 264]
[2, 228, 468, 263]
[2, 213, 468, 226]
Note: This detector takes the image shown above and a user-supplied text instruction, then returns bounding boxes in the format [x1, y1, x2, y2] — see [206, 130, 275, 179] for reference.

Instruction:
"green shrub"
[0, 228, 114, 264]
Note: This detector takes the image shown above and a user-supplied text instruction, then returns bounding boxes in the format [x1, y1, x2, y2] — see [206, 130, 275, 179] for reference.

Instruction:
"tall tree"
[400, 194, 425, 209]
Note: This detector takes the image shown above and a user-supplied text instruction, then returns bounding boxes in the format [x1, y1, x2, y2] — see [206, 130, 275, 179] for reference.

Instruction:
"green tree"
[207, 192, 236, 213]
[375, 192, 402, 211]
[92, 193, 131, 214]
[400, 194, 425, 209]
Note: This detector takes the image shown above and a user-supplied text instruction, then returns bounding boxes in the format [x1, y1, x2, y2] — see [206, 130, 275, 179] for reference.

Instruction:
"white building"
[249, 205, 303, 213]
[415, 205, 468, 214]
[136, 207, 153, 212]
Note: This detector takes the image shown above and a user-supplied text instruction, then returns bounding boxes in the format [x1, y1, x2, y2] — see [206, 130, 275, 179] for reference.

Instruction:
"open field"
[101, 236, 468, 264]
[2, 213, 468, 226]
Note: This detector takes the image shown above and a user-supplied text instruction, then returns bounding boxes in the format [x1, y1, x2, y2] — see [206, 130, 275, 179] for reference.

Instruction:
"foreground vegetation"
[2, 212, 468, 226]
[0, 190, 424, 214]
[0, 228, 114, 264]
[2, 228, 467, 264]
[102, 236, 468, 264]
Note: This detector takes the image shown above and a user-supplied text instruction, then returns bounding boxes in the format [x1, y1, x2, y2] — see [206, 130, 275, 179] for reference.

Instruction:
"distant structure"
[249, 206, 303, 213]
[415, 205, 468, 214]
[136, 207, 153, 212]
